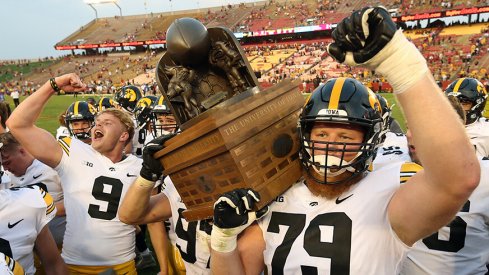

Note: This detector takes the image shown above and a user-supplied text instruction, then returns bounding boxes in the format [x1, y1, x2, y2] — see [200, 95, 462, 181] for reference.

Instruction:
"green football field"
[4, 94, 106, 135]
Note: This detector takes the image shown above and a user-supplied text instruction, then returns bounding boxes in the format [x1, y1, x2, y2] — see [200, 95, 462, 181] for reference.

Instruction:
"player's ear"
[119, 131, 129, 144]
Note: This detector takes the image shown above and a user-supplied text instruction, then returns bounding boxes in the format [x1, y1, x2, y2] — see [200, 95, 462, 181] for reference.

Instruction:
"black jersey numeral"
[422, 200, 470, 252]
[267, 212, 352, 275]
[0, 238, 12, 258]
[88, 176, 123, 220]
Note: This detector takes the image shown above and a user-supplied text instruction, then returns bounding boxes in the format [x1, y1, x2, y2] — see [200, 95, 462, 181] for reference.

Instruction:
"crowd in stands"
[5, 0, 489, 97]
[399, 0, 489, 14]
[244, 22, 489, 93]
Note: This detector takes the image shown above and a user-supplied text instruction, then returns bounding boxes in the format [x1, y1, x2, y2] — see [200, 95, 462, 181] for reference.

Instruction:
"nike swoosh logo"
[33, 174, 43, 179]
[335, 194, 353, 204]
[8, 219, 24, 229]
[126, 173, 137, 177]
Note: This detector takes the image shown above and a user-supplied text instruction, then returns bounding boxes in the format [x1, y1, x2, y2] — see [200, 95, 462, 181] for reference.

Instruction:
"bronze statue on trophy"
[154, 17, 304, 221]
[209, 41, 248, 94]
[165, 65, 199, 118]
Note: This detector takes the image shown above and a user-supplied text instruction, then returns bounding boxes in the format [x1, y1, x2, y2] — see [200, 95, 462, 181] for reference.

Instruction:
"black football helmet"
[65, 101, 96, 140]
[114, 85, 142, 113]
[134, 95, 157, 128]
[151, 95, 178, 137]
[375, 93, 393, 138]
[445, 77, 488, 125]
[299, 77, 383, 185]
[96, 97, 117, 112]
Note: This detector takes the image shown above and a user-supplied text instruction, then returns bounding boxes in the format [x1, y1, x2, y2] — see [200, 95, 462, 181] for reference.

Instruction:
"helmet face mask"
[299, 78, 383, 185]
[65, 101, 96, 140]
[445, 78, 488, 124]
[151, 96, 178, 137]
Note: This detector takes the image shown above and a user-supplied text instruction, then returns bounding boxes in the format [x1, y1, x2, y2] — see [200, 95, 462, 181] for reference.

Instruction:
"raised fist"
[327, 7, 397, 65]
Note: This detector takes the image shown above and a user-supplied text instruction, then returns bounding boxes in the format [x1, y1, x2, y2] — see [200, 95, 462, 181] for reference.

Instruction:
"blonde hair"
[97, 108, 134, 145]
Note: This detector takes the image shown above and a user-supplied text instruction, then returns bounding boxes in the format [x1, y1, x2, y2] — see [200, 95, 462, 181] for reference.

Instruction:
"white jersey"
[131, 117, 147, 157]
[55, 137, 141, 266]
[466, 117, 489, 157]
[163, 178, 211, 274]
[0, 252, 25, 275]
[55, 126, 70, 140]
[0, 169, 11, 191]
[258, 162, 417, 275]
[145, 131, 156, 145]
[7, 159, 63, 203]
[0, 186, 56, 275]
[374, 132, 411, 169]
[7, 159, 65, 247]
[401, 158, 489, 275]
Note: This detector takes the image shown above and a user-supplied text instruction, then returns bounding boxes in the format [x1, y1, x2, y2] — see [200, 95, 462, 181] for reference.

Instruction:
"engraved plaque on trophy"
[154, 18, 304, 221]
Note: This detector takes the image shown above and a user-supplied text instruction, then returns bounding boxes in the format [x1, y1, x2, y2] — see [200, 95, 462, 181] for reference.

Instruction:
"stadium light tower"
[84, 0, 122, 19]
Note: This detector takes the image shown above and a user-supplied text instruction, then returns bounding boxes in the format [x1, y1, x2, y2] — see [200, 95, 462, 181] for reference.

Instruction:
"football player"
[376, 93, 403, 136]
[133, 95, 158, 157]
[401, 95, 489, 274]
[113, 85, 145, 158]
[0, 252, 25, 275]
[0, 132, 65, 247]
[55, 111, 70, 140]
[64, 101, 96, 144]
[209, 7, 479, 274]
[0, 185, 67, 274]
[119, 135, 213, 275]
[125, 98, 187, 274]
[7, 73, 142, 274]
[131, 96, 161, 269]
[151, 96, 178, 138]
[445, 77, 489, 157]
[96, 97, 117, 113]
[373, 93, 411, 169]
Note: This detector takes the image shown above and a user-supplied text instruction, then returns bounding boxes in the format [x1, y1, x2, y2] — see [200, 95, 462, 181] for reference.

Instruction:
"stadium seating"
[8, 0, 489, 96]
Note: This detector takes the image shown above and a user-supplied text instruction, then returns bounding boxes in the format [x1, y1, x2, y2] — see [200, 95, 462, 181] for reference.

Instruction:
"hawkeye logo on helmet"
[318, 109, 348, 116]
[125, 89, 137, 101]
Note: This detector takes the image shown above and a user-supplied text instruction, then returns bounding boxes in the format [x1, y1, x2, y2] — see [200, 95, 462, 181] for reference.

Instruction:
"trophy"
[154, 18, 304, 221]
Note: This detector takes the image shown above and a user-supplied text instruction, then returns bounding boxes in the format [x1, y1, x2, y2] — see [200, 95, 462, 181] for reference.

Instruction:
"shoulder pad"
[400, 162, 423, 184]
[10, 185, 55, 216]
[1, 252, 25, 275]
[58, 137, 72, 156]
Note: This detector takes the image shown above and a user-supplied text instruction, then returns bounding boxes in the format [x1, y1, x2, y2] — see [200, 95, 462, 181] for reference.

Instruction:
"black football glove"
[211, 188, 269, 252]
[140, 134, 175, 181]
[327, 6, 397, 65]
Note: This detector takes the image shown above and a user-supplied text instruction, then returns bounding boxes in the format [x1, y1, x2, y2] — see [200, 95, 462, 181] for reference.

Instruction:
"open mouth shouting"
[93, 129, 104, 140]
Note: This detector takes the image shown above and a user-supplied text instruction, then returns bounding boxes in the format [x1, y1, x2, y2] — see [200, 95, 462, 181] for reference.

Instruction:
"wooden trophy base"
[155, 79, 304, 221]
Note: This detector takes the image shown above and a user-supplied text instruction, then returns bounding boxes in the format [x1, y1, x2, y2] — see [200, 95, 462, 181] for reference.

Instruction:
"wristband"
[364, 30, 428, 94]
[211, 225, 238, 253]
[49, 78, 61, 93]
[135, 176, 156, 189]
